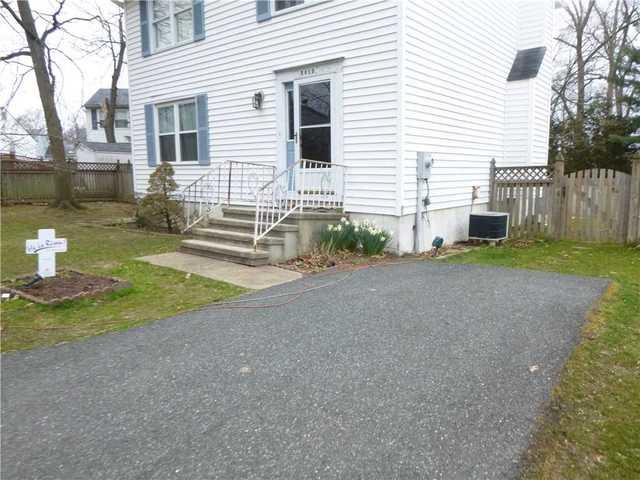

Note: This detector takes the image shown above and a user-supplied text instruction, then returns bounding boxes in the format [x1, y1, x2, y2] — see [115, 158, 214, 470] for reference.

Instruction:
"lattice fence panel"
[494, 165, 552, 183]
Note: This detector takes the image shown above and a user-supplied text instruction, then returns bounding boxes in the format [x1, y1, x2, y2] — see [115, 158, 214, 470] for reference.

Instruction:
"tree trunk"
[575, 27, 586, 151]
[102, 14, 126, 144]
[103, 102, 116, 143]
[17, 0, 78, 208]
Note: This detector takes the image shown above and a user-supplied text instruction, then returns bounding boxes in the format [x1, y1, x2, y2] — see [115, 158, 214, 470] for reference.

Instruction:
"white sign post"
[25, 229, 67, 278]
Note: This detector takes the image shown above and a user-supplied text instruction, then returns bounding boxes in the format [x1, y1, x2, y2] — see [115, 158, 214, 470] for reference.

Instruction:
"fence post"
[550, 156, 565, 240]
[126, 160, 133, 201]
[114, 160, 121, 201]
[627, 153, 640, 243]
[489, 158, 496, 210]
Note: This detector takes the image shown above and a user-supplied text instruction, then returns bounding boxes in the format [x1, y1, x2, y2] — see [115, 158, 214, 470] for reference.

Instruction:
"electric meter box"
[417, 152, 433, 180]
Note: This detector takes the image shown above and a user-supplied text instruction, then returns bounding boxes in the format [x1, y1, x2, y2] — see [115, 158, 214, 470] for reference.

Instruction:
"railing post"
[253, 191, 261, 249]
[217, 165, 221, 204]
[300, 162, 306, 213]
[227, 162, 232, 206]
[627, 153, 640, 243]
[551, 155, 565, 240]
[489, 158, 496, 211]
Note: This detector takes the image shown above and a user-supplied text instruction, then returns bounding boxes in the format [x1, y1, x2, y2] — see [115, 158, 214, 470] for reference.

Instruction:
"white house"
[84, 88, 132, 143]
[75, 142, 132, 164]
[122, 0, 554, 260]
[78, 88, 132, 163]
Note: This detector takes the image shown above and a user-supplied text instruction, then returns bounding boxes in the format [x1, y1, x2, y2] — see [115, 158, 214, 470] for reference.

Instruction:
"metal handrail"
[253, 159, 346, 247]
[180, 160, 276, 232]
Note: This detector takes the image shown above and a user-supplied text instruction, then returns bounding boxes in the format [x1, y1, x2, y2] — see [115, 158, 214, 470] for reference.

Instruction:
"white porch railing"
[253, 159, 346, 247]
[181, 160, 276, 231]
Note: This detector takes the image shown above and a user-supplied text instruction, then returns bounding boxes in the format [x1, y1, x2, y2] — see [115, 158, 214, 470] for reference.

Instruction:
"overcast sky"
[0, 0, 128, 129]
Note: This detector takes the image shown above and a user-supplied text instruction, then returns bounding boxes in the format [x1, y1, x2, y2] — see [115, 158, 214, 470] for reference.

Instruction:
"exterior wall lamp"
[252, 91, 264, 110]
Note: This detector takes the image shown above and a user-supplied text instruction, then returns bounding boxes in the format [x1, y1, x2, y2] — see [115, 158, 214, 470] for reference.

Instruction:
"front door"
[293, 79, 332, 168]
[277, 61, 343, 201]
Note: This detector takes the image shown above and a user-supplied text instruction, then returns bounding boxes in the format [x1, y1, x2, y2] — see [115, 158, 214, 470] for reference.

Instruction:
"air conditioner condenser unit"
[468, 212, 509, 241]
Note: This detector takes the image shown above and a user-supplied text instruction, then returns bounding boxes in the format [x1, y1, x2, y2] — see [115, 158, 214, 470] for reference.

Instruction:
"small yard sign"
[25, 229, 67, 278]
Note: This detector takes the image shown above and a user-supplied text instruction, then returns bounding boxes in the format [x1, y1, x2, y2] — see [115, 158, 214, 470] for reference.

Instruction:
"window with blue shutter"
[140, 0, 204, 56]
[196, 94, 210, 166]
[144, 104, 157, 167]
[148, 97, 208, 165]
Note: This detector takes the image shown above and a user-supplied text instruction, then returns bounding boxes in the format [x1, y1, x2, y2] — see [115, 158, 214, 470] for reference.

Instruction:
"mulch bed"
[278, 244, 473, 275]
[1, 270, 130, 305]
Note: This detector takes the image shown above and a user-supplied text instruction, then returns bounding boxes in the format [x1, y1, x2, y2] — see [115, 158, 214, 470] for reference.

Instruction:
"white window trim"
[155, 99, 199, 165]
[271, 0, 331, 17]
[150, 1, 194, 54]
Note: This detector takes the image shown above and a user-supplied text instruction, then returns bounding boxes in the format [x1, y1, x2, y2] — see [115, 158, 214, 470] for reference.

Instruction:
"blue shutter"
[139, 1, 151, 57]
[256, 0, 271, 22]
[91, 109, 98, 130]
[196, 94, 210, 166]
[144, 104, 157, 167]
[193, 0, 205, 41]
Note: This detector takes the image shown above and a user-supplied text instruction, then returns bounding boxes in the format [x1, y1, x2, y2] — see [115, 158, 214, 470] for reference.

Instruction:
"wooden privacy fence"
[489, 155, 640, 243]
[1, 160, 134, 204]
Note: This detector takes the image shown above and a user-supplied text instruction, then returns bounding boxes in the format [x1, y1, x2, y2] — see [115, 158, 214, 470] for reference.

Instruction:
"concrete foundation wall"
[350, 203, 487, 255]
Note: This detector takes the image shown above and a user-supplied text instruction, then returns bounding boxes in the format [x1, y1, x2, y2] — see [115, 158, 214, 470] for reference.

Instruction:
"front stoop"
[179, 206, 343, 267]
[180, 239, 270, 267]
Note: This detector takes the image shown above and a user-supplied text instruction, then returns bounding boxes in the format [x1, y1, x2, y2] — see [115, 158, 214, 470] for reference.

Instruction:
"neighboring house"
[76, 141, 132, 164]
[44, 143, 78, 162]
[84, 88, 131, 143]
[122, 0, 554, 255]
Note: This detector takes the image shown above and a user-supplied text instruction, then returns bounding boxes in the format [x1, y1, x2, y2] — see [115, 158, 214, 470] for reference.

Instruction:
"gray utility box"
[468, 212, 509, 241]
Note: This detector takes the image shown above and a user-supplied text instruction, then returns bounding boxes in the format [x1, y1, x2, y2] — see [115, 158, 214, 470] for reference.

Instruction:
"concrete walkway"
[1, 262, 608, 479]
[138, 252, 301, 289]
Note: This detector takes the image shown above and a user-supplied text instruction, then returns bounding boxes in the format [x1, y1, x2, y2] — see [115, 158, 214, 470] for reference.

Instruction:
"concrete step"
[222, 205, 344, 223]
[180, 239, 269, 267]
[191, 227, 283, 248]
[205, 217, 298, 236]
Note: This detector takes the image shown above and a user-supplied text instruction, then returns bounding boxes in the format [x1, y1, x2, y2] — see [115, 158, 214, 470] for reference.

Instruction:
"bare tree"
[559, 0, 597, 148]
[0, 0, 94, 208]
[14, 108, 46, 136]
[97, 6, 126, 143]
[593, 0, 640, 117]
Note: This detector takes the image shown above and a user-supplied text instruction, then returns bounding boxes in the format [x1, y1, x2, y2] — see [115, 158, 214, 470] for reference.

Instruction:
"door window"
[299, 81, 331, 167]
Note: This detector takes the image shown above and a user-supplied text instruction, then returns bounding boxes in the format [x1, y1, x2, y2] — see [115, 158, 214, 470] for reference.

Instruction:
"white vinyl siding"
[126, 0, 552, 221]
[126, 0, 401, 215]
[401, 0, 519, 213]
[504, 0, 554, 166]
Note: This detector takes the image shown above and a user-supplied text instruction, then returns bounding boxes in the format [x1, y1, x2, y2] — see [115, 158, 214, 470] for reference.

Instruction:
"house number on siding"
[299, 67, 316, 76]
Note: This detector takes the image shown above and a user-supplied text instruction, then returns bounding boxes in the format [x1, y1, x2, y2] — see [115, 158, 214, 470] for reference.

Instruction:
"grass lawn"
[1, 203, 246, 352]
[447, 240, 640, 480]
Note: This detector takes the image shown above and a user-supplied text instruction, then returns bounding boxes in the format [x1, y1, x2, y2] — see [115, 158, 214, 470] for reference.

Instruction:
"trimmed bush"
[135, 162, 183, 233]
[320, 217, 391, 256]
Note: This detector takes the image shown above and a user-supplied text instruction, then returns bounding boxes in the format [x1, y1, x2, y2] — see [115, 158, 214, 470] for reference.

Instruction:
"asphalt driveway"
[1, 262, 607, 479]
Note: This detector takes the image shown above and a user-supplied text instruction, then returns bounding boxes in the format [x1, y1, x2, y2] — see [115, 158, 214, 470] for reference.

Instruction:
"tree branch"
[0, 49, 31, 62]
